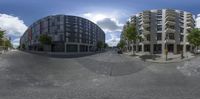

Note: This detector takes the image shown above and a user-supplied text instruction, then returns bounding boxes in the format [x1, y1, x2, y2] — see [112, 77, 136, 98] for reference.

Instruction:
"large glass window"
[169, 33, 174, 40]
[66, 44, 78, 52]
[180, 35, 184, 41]
[180, 27, 184, 33]
[157, 33, 162, 40]
[157, 25, 162, 31]
[157, 20, 162, 24]
[146, 34, 151, 41]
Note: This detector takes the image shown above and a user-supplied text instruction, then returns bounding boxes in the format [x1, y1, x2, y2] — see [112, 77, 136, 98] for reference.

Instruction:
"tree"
[4, 40, 12, 48]
[0, 30, 4, 39]
[39, 34, 52, 51]
[97, 41, 104, 51]
[104, 43, 109, 48]
[39, 34, 52, 45]
[124, 23, 141, 55]
[187, 29, 200, 54]
[22, 44, 25, 50]
[117, 40, 126, 49]
[0, 30, 5, 46]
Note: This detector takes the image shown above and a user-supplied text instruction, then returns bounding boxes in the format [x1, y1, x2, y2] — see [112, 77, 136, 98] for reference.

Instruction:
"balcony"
[143, 10, 151, 14]
[187, 17, 195, 23]
[187, 21, 194, 27]
[143, 18, 150, 23]
[143, 23, 150, 28]
[187, 14, 193, 17]
[142, 11, 151, 19]
[186, 26, 193, 33]
[165, 11, 176, 17]
[142, 40, 150, 44]
[166, 39, 175, 44]
[165, 28, 175, 33]
[165, 20, 176, 26]
[187, 26, 192, 31]
[139, 26, 144, 30]
[143, 30, 150, 35]
[166, 15, 176, 21]
[142, 15, 150, 20]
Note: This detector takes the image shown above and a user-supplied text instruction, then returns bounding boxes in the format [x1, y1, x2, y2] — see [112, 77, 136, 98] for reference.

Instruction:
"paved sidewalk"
[124, 52, 196, 63]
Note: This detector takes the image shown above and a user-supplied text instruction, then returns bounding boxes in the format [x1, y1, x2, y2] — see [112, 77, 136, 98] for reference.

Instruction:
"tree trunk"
[132, 41, 135, 55]
[195, 46, 198, 54]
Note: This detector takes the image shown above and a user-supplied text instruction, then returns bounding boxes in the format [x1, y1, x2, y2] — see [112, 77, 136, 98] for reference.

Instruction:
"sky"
[0, 0, 200, 47]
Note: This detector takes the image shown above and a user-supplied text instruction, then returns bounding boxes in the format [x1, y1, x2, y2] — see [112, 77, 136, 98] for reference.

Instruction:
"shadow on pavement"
[139, 55, 160, 61]
[21, 50, 106, 58]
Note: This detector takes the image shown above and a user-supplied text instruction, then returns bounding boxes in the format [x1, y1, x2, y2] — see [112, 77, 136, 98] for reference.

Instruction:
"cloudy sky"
[0, 0, 200, 47]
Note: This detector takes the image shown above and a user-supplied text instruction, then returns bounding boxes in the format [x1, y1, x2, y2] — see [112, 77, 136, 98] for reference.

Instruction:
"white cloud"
[13, 38, 20, 42]
[0, 14, 27, 37]
[82, 12, 123, 46]
[106, 32, 120, 46]
[196, 14, 200, 28]
[12, 38, 20, 47]
[96, 18, 122, 32]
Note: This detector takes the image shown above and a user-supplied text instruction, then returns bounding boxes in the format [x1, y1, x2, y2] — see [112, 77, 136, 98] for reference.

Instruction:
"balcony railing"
[165, 10, 176, 17]
[187, 21, 194, 27]
[166, 39, 176, 44]
[143, 30, 150, 35]
[143, 23, 150, 28]
[165, 20, 176, 26]
[165, 28, 175, 33]
[143, 18, 150, 23]
[166, 15, 176, 21]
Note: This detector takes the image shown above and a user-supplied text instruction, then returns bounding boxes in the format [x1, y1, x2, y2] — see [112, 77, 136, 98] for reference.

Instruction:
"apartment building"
[122, 9, 195, 56]
[20, 15, 105, 52]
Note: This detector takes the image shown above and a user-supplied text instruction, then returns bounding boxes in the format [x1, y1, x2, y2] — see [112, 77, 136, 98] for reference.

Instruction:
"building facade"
[20, 15, 105, 52]
[122, 9, 195, 56]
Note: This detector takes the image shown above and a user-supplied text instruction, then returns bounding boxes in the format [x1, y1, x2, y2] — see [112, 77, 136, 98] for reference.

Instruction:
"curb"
[125, 53, 198, 63]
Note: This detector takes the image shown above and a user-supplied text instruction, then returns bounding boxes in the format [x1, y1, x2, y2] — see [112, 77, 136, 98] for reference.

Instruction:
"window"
[147, 34, 150, 41]
[180, 35, 184, 41]
[52, 22, 55, 26]
[157, 10, 162, 14]
[157, 16, 162, 19]
[57, 25, 60, 29]
[180, 27, 184, 33]
[180, 22, 184, 26]
[157, 33, 162, 40]
[169, 33, 174, 39]
[157, 25, 162, 31]
[57, 16, 60, 22]
[157, 20, 162, 24]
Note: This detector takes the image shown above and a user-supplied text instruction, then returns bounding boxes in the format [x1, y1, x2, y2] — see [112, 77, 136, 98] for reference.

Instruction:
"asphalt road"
[0, 50, 200, 99]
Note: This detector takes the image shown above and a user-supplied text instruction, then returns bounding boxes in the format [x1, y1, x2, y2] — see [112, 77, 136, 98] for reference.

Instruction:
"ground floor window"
[167, 44, 174, 52]
[66, 44, 78, 52]
[138, 45, 142, 51]
[52, 43, 64, 52]
[154, 44, 162, 54]
[144, 44, 150, 52]
[80, 45, 88, 52]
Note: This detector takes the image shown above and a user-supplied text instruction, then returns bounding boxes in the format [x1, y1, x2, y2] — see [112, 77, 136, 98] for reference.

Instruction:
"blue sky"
[0, 0, 200, 46]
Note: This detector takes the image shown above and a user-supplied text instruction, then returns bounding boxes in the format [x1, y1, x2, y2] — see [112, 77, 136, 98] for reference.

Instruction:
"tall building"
[20, 15, 105, 53]
[122, 9, 195, 56]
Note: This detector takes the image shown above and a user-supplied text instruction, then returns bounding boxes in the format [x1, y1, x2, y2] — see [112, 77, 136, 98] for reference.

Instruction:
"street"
[0, 50, 200, 99]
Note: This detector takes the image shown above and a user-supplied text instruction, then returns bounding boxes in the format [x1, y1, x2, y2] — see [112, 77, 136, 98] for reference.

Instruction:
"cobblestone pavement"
[0, 50, 200, 99]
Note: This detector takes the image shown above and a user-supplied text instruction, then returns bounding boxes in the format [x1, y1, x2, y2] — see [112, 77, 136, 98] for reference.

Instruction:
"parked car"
[117, 49, 123, 54]
[196, 49, 200, 54]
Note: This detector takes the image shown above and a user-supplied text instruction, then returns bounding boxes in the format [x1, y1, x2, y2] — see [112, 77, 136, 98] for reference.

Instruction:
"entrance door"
[167, 44, 174, 52]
